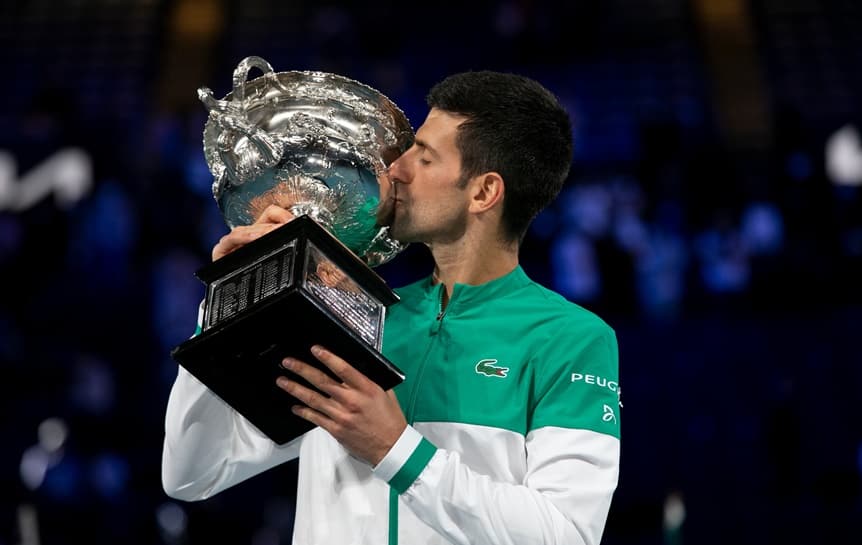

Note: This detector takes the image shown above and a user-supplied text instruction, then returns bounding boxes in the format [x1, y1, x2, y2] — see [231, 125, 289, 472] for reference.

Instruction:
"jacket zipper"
[434, 284, 447, 330]
[404, 285, 446, 423]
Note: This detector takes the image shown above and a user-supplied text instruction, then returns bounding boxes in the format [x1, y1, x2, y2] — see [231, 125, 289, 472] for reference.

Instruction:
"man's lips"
[375, 195, 398, 227]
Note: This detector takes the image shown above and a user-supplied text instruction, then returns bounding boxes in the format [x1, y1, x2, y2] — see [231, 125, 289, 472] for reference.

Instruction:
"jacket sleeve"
[161, 304, 302, 501]
[372, 323, 621, 545]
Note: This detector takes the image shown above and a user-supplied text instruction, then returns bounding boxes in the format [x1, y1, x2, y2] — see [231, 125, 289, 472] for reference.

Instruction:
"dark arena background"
[1, 1, 860, 544]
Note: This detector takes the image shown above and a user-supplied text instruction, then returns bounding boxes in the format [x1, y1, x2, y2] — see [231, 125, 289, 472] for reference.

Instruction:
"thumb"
[256, 204, 296, 225]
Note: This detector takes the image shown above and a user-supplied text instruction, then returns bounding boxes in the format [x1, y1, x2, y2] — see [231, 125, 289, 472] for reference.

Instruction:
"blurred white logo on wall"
[0, 148, 93, 211]
[826, 124, 862, 187]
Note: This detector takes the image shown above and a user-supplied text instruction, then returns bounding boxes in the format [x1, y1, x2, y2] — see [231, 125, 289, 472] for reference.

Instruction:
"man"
[162, 71, 621, 545]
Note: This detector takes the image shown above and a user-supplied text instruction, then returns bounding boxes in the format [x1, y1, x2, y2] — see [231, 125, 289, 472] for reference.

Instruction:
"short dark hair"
[426, 71, 573, 242]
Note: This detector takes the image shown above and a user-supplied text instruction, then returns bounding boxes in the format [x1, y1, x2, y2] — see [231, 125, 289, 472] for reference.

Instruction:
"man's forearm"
[161, 367, 303, 500]
[374, 425, 619, 545]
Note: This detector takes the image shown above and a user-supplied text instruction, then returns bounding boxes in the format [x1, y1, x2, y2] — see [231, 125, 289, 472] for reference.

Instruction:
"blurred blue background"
[1, 0, 860, 544]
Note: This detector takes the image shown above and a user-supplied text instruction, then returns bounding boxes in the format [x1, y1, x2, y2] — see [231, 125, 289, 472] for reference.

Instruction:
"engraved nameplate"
[204, 240, 297, 330]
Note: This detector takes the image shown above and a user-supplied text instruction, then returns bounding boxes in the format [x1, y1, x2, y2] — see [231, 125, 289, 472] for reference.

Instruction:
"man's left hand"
[276, 345, 407, 466]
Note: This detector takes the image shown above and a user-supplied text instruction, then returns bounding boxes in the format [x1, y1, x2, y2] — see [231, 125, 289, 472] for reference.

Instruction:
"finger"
[211, 223, 283, 261]
[281, 357, 345, 397]
[276, 376, 340, 416]
[256, 204, 295, 225]
[211, 231, 246, 261]
[212, 232, 247, 261]
[310, 345, 374, 391]
[290, 404, 336, 433]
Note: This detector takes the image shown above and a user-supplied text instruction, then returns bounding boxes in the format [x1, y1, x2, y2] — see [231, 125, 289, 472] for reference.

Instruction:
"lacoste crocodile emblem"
[475, 358, 509, 378]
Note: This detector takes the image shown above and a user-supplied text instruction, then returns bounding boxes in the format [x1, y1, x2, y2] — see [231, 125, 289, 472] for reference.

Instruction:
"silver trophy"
[171, 56, 414, 444]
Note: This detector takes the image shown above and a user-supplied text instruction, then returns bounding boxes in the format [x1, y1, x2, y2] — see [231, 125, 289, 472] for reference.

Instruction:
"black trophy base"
[170, 216, 404, 445]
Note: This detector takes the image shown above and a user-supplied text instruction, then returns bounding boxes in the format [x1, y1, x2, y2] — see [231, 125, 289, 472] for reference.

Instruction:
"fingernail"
[310, 345, 323, 357]
[277, 377, 289, 388]
[281, 358, 294, 369]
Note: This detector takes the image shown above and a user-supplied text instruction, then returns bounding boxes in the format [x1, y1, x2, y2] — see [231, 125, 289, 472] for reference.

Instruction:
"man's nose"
[387, 153, 411, 185]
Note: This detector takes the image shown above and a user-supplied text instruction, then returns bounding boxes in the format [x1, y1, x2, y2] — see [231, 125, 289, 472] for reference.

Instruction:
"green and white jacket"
[162, 266, 621, 545]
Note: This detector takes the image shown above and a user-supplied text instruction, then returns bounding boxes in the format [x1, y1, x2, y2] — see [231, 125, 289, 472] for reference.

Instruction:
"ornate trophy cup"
[171, 56, 413, 444]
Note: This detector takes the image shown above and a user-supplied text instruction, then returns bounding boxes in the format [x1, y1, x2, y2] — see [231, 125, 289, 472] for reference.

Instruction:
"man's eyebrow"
[414, 138, 440, 157]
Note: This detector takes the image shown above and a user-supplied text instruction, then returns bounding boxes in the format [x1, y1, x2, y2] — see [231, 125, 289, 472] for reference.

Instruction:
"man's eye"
[419, 158, 431, 165]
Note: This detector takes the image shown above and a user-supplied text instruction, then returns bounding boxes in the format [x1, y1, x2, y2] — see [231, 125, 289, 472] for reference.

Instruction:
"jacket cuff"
[372, 425, 437, 494]
[193, 299, 205, 336]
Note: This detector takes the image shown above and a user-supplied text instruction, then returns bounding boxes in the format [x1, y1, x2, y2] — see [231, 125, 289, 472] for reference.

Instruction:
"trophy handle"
[231, 56, 274, 103]
[198, 56, 282, 185]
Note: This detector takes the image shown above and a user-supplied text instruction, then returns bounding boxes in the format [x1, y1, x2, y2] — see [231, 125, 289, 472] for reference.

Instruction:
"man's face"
[382, 108, 471, 244]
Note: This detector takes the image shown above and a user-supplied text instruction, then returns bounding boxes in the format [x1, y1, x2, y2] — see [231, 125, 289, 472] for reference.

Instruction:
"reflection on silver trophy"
[171, 56, 413, 444]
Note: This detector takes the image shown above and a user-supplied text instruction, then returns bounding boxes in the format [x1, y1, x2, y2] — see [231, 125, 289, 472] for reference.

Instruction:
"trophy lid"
[198, 56, 414, 266]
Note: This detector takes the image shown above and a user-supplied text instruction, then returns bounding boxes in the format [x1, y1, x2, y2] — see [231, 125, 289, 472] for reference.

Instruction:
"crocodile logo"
[475, 358, 509, 378]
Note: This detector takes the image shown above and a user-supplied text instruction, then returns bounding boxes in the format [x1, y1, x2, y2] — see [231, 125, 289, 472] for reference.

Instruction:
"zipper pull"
[436, 285, 447, 321]
[430, 285, 446, 334]
[433, 310, 445, 334]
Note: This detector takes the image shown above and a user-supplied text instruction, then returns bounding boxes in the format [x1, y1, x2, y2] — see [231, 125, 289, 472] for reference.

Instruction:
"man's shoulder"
[512, 275, 614, 337]
[393, 275, 431, 298]
[384, 276, 434, 323]
[389, 275, 432, 311]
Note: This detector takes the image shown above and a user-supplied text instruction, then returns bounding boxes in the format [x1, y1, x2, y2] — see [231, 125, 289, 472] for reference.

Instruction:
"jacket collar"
[420, 265, 530, 316]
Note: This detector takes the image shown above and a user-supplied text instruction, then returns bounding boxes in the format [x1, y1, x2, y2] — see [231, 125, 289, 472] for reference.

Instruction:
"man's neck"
[428, 232, 519, 309]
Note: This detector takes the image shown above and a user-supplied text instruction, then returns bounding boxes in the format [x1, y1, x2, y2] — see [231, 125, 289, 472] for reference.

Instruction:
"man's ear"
[468, 172, 505, 214]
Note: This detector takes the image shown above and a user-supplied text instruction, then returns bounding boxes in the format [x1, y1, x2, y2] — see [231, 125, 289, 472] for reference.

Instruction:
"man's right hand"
[212, 204, 296, 261]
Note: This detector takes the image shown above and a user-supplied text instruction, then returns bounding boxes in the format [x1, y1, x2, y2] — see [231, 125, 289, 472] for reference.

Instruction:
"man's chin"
[389, 224, 419, 244]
